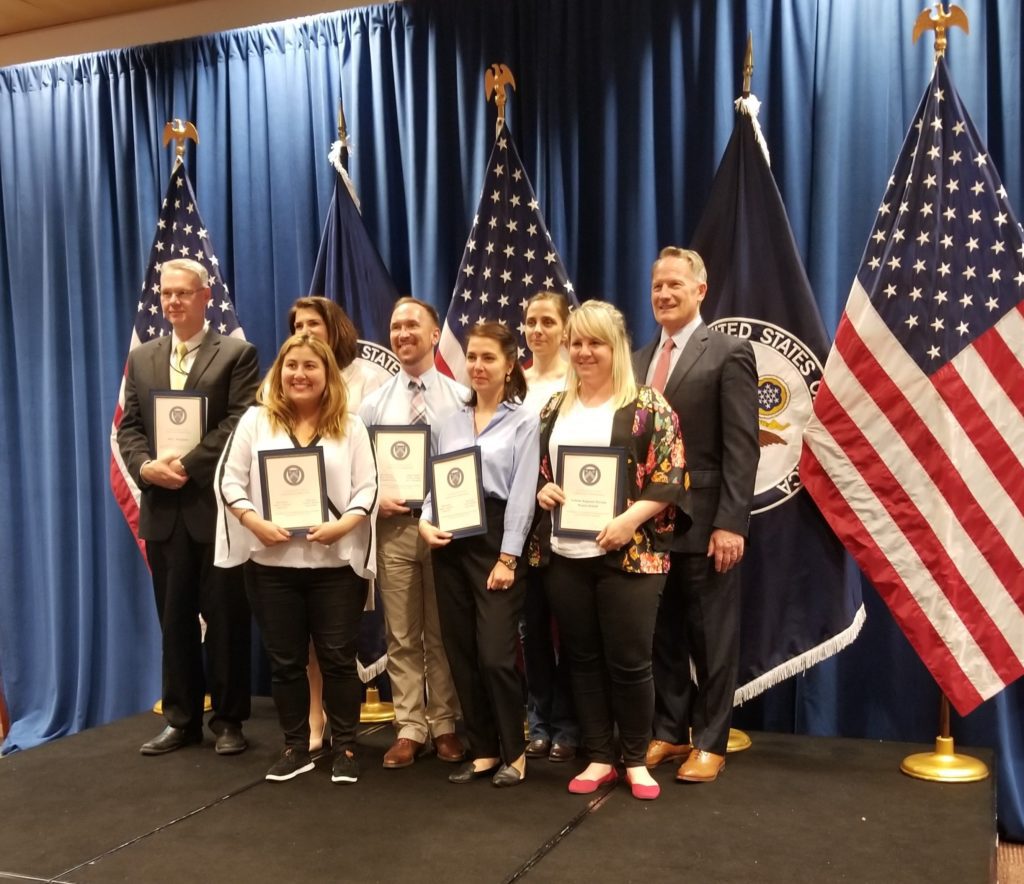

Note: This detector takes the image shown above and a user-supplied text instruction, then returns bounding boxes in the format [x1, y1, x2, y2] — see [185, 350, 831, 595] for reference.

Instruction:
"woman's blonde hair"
[258, 334, 349, 439]
[560, 300, 637, 413]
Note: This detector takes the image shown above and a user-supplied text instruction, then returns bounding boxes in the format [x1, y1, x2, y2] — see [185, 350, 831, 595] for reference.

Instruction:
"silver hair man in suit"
[118, 257, 259, 756]
[632, 247, 758, 782]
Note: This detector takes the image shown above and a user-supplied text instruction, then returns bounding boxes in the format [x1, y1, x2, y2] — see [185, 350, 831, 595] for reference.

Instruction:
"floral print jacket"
[529, 385, 689, 574]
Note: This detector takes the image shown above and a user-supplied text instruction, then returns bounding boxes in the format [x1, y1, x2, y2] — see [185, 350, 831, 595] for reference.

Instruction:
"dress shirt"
[358, 365, 470, 450]
[421, 401, 540, 557]
[645, 315, 703, 386]
[215, 407, 379, 577]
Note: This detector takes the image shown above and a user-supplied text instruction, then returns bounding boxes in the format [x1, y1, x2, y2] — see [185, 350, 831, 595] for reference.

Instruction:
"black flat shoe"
[492, 764, 525, 787]
[214, 726, 247, 755]
[448, 761, 501, 784]
[140, 725, 202, 756]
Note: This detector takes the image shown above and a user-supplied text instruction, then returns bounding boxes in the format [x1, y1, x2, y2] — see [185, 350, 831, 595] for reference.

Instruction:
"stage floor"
[0, 699, 995, 883]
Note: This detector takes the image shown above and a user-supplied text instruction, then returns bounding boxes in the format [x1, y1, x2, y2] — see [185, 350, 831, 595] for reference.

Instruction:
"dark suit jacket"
[633, 323, 759, 554]
[117, 332, 260, 543]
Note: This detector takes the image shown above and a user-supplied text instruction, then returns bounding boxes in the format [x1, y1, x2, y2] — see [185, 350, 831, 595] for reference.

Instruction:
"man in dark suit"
[632, 247, 758, 782]
[118, 257, 259, 756]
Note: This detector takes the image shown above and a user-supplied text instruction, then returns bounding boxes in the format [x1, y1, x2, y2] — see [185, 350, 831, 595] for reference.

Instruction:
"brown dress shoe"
[548, 743, 577, 762]
[677, 749, 725, 782]
[525, 737, 551, 758]
[645, 739, 691, 768]
[433, 733, 466, 763]
[383, 737, 424, 769]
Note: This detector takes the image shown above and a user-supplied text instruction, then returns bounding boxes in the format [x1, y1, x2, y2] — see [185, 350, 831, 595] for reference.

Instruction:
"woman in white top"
[520, 292, 580, 763]
[288, 296, 390, 751]
[216, 334, 378, 784]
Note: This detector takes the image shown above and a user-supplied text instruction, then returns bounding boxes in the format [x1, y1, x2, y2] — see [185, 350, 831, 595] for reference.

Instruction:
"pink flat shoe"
[629, 781, 660, 800]
[568, 769, 619, 794]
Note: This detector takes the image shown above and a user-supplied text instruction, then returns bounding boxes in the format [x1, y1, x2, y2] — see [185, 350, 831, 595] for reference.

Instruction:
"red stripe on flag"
[932, 360, 1024, 521]
[811, 377, 1022, 685]
[835, 323, 1024, 596]
[799, 443, 986, 715]
[969, 313, 1024, 423]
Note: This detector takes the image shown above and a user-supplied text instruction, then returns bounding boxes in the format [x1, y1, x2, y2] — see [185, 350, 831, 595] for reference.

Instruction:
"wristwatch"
[498, 555, 518, 570]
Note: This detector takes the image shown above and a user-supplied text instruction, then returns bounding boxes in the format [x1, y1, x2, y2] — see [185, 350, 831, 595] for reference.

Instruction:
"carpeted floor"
[0, 699, 997, 883]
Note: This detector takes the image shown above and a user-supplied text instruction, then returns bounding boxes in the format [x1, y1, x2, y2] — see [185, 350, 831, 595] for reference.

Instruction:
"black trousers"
[521, 565, 578, 745]
[146, 513, 251, 734]
[545, 553, 664, 766]
[433, 499, 526, 765]
[244, 561, 368, 750]
[651, 552, 741, 756]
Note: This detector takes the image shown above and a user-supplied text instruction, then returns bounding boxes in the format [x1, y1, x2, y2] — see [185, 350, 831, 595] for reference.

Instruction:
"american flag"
[800, 58, 1024, 716]
[436, 120, 576, 381]
[109, 159, 246, 553]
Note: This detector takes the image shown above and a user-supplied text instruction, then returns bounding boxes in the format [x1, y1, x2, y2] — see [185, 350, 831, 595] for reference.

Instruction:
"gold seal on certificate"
[150, 391, 207, 458]
[554, 446, 627, 539]
[429, 446, 487, 538]
[371, 425, 430, 506]
[258, 448, 328, 534]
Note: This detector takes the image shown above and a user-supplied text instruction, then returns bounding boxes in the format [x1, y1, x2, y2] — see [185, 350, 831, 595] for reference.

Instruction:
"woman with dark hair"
[289, 296, 390, 410]
[287, 296, 390, 751]
[216, 334, 378, 783]
[418, 322, 540, 787]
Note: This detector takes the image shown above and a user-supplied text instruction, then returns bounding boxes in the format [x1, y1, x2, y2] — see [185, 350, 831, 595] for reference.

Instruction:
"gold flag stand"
[898, 4, 986, 785]
[359, 686, 395, 723]
[484, 63, 516, 135]
[901, 695, 988, 782]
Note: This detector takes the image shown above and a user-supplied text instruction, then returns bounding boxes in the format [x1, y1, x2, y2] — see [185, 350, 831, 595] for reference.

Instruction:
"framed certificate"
[370, 425, 430, 506]
[150, 390, 207, 458]
[258, 447, 328, 535]
[553, 446, 627, 539]
[429, 446, 487, 539]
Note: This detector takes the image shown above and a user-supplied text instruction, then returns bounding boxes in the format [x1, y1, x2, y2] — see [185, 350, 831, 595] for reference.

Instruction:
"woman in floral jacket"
[534, 300, 688, 801]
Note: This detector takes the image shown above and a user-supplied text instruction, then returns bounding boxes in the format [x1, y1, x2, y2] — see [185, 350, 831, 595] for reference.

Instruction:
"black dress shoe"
[491, 764, 525, 787]
[215, 726, 247, 755]
[140, 725, 202, 756]
[448, 761, 501, 784]
[525, 737, 551, 758]
[549, 743, 577, 763]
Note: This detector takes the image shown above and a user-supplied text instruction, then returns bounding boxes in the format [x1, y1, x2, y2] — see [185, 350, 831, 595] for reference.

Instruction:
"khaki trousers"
[376, 515, 460, 742]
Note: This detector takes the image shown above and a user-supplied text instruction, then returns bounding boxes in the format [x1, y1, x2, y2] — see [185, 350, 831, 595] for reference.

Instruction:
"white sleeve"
[214, 407, 259, 568]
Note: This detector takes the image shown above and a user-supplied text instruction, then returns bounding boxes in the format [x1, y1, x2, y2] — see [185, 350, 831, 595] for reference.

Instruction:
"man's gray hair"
[161, 257, 209, 288]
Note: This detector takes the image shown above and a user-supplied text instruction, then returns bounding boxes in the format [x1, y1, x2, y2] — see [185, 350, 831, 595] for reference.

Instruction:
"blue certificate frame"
[257, 446, 328, 535]
[428, 445, 487, 539]
[370, 424, 430, 507]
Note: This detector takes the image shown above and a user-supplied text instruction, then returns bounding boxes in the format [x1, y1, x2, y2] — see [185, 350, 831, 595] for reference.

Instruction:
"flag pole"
[149, 118, 213, 717]
[726, 34, 756, 757]
[897, 4, 986, 784]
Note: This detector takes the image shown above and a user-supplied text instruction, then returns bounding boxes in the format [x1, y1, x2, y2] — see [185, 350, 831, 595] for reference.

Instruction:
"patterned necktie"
[171, 342, 190, 390]
[409, 379, 427, 425]
[649, 337, 676, 393]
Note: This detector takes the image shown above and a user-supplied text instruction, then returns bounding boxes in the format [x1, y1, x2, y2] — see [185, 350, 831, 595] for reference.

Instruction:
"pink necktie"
[650, 338, 676, 393]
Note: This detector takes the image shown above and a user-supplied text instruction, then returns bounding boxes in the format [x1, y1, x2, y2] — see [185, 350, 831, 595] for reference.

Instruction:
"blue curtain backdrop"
[0, 0, 1021, 837]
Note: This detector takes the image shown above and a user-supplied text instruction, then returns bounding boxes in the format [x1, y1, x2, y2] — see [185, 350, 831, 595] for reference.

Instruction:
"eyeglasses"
[159, 289, 201, 301]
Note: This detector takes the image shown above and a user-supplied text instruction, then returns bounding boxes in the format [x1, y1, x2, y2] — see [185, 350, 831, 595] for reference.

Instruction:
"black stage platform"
[0, 699, 996, 883]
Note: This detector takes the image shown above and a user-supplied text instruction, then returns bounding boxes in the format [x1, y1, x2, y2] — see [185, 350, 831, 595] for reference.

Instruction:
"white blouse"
[214, 406, 378, 577]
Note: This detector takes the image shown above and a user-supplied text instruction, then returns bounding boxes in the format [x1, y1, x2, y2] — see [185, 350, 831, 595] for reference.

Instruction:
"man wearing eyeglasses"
[118, 257, 259, 756]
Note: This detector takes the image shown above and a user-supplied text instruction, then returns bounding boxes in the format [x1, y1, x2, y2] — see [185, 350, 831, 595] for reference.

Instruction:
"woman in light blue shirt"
[420, 322, 540, 787]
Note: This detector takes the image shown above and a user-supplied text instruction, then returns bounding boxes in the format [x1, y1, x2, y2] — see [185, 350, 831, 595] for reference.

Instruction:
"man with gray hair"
[118, 257, 259, 756]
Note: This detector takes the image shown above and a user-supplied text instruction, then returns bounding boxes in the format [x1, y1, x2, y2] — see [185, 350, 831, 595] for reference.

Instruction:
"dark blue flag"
[309, 142, 400, 691]
[690, 96, 864, 703]
[309, 145, 400, 348]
